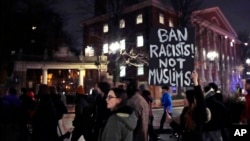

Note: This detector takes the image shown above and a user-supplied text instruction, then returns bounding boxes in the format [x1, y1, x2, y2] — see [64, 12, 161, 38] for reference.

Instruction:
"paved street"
[63, 105, 183, 141]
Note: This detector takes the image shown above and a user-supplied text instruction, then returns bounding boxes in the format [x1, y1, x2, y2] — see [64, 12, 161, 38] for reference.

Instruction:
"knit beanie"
[98, 82, 111, 95]
[76, 85, 85, 95]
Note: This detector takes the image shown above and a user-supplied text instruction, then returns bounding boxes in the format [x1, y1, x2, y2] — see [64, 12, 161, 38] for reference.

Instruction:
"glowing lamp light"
[207, 51, 218, 61]
[109, 42, 120, 53]
[246, 58, 250, 64]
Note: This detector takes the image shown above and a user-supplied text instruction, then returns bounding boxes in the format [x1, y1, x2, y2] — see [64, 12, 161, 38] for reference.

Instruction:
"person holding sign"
[166, 71, 207, 141]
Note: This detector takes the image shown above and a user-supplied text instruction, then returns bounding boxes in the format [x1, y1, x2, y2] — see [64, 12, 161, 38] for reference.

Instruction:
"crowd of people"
[0, 71, 250, 141]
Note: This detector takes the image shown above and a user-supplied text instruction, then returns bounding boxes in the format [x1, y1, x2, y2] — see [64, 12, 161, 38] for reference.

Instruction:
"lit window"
[120, 66, 126, 77]
[103, 24, 109, 33]
[120, 39, 125, 50]
[169, 19, 174, 27]
[159, 13, 164, 24]
[85, 46, 95, 56]
[103, 43, 109, 54]
[137, 64, 144, 76]
[137, 35, 144, 47]
[136, 14, 143, 24]
[119, 19, 125, 28]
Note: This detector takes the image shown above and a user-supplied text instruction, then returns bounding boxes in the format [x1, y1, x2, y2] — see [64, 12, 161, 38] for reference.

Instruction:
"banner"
[148, 27, 195, 86]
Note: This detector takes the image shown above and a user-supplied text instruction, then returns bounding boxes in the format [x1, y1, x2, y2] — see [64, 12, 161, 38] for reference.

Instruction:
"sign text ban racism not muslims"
[148, 27, 195, 86]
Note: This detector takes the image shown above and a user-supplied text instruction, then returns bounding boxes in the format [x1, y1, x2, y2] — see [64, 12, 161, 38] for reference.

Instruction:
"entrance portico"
[13, 58, 107, 91]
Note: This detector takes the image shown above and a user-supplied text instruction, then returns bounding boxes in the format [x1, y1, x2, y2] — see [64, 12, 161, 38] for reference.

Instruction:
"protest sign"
[148, 27, 195, 86]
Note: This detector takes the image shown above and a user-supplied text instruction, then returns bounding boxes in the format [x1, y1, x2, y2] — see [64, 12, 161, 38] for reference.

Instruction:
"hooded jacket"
[100, 106, 137, 141]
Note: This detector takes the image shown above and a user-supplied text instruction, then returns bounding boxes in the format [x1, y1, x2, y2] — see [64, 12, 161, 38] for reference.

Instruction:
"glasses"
[106, 95, 117, 100]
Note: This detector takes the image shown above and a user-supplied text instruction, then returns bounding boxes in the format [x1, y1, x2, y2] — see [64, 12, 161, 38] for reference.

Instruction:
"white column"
[42, 69, 48, 84]
[79, 69, 85, 86]
[213, 32, 220, 83]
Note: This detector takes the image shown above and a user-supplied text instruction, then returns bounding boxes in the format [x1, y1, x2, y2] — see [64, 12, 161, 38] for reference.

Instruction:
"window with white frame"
[137, 35, 144, 47]
[103, 24, 109, 33]
[159, 13, 165, 24]
[103, 43, 109, 54]
[120, 39, 125, 50]
[119, 19, 125, 28]
[137, 64, 144, 75]
[136, 14, 143, 24]
[85, 46, 95, 56]
[120, 66, 126, 77]
[168, 19, 174, 27]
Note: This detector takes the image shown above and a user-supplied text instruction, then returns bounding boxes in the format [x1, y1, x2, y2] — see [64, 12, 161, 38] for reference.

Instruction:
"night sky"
[1, 0, 250, 52]
[201, 0, 250, 38]
[52, 0, 250, 50]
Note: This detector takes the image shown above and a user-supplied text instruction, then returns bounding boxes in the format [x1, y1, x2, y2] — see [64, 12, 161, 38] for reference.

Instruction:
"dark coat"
[204, 93, 230, 131]
[170, 85, 207, 141]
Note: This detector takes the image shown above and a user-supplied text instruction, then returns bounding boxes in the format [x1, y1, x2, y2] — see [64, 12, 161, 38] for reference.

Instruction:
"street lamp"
[109, 41, 123, 86]
[109, 42, 120, 54]
[207, 51, 218, 62]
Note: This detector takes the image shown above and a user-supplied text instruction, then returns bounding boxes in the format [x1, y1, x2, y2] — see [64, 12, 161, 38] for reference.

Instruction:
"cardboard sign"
[148, 27, 195, 87]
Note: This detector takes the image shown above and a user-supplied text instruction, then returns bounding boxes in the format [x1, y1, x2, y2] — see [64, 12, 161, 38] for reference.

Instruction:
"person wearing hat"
[241, 79, 250, 124]
[166, 71, 207, 141]
[159, 84, 172, 133]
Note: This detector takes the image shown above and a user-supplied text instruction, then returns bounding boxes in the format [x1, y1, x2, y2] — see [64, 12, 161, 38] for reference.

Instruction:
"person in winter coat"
[71, 85, 94, 141]
[32, 84, 60, 141]
[166, 71, 207, 141]
[92, 81, 112, 141]
[100, 88, 137, 141]
[203, 85, 230, 141]
[139, 84, 158, 141]
[125, 78, 149, 141]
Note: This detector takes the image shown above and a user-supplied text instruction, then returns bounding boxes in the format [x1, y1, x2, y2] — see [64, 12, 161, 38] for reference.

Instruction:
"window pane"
[120, 39, 125, 50]
[85, 46, 95, 56]
[120, 66, 126, 77]
[137, 64, 144, 75]
[136, 14, 143, 24]
[119, 19, 125, 28]
[137, 35, 144, 47]
[103, 24, 109, 33]
[103, 43, 109, 54]
[159, 13, 164, 24]
[168, 19, 174, 27]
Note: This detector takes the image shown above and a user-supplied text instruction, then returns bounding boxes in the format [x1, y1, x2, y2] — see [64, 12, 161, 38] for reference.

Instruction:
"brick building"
[81, 0, 242, 105]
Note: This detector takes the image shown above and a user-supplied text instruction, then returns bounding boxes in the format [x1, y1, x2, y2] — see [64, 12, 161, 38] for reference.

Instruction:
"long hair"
[184, 90, 197, 130]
